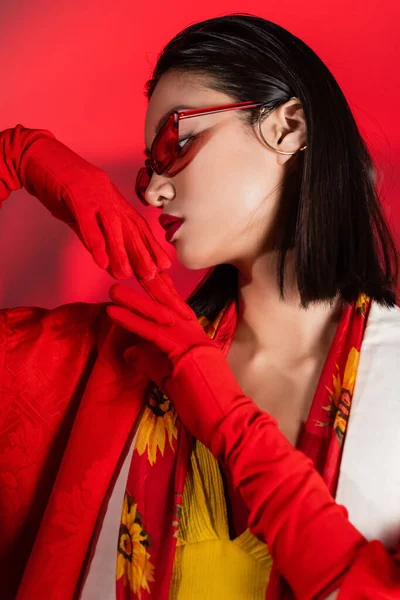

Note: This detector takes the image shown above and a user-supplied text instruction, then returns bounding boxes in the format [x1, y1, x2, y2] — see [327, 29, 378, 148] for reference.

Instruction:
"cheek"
[172, 134, 277, 268]
[181, 136, 270, 226]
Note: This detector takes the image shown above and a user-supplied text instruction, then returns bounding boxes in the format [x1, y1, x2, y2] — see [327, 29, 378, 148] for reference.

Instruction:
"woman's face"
[144, 70, 300, 271]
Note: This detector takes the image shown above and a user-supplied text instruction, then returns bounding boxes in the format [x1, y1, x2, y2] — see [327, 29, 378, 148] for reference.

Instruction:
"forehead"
[144, 71, 232, 145]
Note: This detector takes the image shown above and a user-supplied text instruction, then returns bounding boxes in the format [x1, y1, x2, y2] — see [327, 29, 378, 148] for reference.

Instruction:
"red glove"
[107, 276, 371, 600]
[0, 124, 172, 280]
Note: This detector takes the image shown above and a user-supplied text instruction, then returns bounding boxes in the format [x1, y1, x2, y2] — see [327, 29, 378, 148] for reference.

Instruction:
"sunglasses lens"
[136, 113, 204, 202]
[152, 117, 178, 173]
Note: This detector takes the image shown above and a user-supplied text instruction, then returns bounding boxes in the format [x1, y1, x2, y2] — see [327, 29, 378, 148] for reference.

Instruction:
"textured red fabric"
[0, 303, 148, 600]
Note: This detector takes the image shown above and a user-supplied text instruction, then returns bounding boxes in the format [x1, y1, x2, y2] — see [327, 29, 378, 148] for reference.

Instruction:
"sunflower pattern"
[355, 292, 369, 317]
[314, 294, 370, 441]
[116, 491, 155, 597]
[134, 384, 179, 465]
[197, 305, 228, 340]
[316, 347, 361, 441]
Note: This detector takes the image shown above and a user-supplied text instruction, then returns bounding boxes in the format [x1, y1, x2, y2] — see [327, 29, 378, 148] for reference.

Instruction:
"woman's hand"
[106, 270, 214, 387]
[0, 124, 172, 280]
[56, 174, 172, 281]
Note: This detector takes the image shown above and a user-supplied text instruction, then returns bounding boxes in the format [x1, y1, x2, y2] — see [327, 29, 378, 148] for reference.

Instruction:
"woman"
[1, 13, 399, 600]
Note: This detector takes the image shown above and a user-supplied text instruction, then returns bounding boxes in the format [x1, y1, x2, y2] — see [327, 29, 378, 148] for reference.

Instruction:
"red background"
[0, 1, 399, 308]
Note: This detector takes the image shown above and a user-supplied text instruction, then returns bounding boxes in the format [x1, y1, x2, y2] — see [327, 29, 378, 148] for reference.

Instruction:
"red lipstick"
[164, 220, 183, 242]
[158, 214, 184, 242]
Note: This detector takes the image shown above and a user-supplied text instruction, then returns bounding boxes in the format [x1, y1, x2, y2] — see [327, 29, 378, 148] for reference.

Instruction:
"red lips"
[158, 214, 184, 230]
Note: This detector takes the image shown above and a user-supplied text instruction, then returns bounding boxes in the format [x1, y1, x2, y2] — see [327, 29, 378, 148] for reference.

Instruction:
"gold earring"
[258, 104, 307, 155]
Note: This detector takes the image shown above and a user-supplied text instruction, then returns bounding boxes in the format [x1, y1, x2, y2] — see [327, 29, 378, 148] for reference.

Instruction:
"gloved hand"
[106, 274, 368, 600]
[0, 124, 172, 281]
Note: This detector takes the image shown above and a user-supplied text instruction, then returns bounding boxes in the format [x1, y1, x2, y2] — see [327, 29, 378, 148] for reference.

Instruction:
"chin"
[176, 246, 216, 271]
[178, 257, 211, 271]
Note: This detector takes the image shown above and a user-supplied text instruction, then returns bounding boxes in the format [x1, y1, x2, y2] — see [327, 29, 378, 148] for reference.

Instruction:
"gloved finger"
[138, 270, 195, 321]
[108, 283, 175, 326]
[119, 216, 161, 280]
[135, 215, 172, 270]
[111, 182, 172, 271]
[97, 211, 134, 278]
[71, 209, 109, 269]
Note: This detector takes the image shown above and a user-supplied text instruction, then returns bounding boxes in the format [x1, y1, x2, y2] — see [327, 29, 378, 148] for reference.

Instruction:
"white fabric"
[80, 431, 137, 599]
[336, 300, 400, 549]
[80, 300, 400, 598]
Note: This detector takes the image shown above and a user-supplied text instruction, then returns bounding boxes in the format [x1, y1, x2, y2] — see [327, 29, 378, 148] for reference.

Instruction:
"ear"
[259, 97, 307, 162]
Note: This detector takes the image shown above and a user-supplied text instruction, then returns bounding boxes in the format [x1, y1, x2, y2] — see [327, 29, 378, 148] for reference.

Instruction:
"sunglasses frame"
[135, 100, 266, 205]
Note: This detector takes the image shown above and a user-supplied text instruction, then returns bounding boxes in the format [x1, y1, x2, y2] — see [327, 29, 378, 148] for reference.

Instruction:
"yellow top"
[169, 439, 273, 599]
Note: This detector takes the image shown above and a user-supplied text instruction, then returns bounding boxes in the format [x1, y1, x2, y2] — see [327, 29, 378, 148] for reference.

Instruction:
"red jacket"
[0, 301, 148, 599]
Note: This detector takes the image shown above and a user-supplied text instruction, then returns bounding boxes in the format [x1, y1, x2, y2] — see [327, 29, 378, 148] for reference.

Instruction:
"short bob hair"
[145, 13, 399, 321]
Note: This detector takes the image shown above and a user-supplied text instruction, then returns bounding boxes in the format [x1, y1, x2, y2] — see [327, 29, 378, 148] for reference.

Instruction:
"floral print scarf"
[115, 293, 371, 600]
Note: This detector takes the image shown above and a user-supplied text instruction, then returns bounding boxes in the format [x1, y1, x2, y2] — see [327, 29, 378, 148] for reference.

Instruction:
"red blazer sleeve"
[0, 301, 108, 598]
[337, 540, 400, 599]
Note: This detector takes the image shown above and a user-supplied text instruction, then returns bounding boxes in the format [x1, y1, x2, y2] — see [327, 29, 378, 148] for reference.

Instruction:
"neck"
[232, 250, 343, 364]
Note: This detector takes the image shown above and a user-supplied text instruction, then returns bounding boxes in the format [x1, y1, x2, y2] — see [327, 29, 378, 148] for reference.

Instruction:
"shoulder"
[0, 301, 109, 356]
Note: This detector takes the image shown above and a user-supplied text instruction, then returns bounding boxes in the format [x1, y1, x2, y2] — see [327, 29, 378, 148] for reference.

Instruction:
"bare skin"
[225, 250, 342, 446]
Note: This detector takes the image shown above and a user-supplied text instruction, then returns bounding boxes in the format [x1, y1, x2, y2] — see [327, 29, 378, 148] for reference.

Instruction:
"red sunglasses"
[135, 100, 265, 205]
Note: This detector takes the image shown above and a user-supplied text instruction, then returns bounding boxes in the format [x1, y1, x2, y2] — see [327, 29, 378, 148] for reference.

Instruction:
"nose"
[144, 172, 175, 208]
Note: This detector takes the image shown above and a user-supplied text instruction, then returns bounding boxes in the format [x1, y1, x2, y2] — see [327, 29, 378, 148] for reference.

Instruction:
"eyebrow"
[144, 104, 196, 156]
